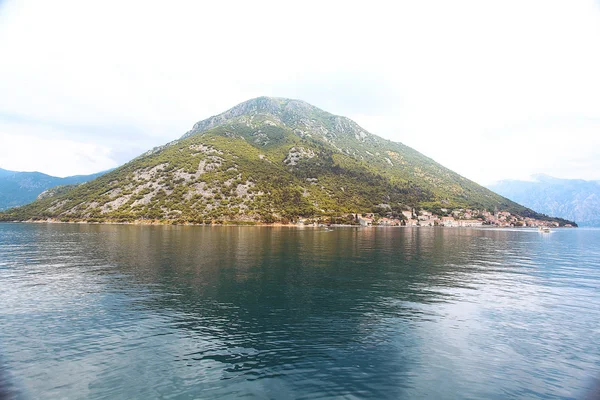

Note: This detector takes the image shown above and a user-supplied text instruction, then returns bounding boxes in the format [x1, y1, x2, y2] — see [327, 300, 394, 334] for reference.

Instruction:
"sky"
[0, 0, 599, 185]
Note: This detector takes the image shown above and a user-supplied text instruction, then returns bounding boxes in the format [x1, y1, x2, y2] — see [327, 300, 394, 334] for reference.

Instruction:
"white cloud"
[0, 0, 599, 183]
[0, 124, 115, 177]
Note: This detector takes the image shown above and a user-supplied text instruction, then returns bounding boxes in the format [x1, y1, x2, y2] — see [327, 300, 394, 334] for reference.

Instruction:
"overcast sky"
[1, 0, 599, 185]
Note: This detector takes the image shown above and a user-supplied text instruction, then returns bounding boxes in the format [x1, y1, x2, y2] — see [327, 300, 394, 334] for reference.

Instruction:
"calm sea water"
[0, 223, 599, 399]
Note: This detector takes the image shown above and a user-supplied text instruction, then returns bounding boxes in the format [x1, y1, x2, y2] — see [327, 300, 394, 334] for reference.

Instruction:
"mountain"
[0, 97, 574, 225]
[489, 175, 600, 227]
[0, 168, 13, 178]
[0, 169, 110, 211]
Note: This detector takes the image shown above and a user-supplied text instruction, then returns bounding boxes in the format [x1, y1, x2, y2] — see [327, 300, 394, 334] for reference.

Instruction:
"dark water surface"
[1, 224, 599, 399]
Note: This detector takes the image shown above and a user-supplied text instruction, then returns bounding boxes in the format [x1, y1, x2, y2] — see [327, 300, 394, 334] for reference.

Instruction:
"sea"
[0, 223, 599, 399]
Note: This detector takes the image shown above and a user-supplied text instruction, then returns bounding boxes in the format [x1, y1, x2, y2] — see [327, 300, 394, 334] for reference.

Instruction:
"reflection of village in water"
[297, 208, 573, 228]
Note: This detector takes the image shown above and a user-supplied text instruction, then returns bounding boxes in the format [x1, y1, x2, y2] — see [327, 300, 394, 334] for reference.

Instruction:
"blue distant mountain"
[488, 175, 600, 227]
[0, 168, 14, 178]
[0, 168, 110, 211]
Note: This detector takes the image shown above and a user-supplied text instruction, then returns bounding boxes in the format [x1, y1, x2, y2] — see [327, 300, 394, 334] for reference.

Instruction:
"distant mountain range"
[0, 168, 109, 211]
[488, 175, 600, 227]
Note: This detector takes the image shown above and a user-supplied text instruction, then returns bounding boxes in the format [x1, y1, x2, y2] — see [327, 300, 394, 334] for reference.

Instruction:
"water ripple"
[0, 224, 599, 399]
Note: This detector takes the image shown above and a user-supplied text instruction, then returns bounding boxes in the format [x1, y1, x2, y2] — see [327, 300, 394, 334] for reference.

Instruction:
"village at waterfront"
[297, 208, 575, 228]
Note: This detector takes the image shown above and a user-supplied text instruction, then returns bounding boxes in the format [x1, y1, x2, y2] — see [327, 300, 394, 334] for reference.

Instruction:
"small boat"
[539, 226, 551, 233]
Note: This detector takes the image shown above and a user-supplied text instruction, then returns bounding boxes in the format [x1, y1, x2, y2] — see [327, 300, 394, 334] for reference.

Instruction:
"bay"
[1, 223, 599, 399]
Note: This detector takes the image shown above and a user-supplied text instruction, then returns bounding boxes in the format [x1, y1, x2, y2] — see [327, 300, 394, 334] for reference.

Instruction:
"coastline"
[0, 219, 576, 228]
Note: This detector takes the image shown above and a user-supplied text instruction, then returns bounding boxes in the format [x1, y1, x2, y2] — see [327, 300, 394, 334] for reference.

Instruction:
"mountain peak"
[181, 97, 347, 140]
[531, 173, 558, 182]
[222, 96, 320, 114]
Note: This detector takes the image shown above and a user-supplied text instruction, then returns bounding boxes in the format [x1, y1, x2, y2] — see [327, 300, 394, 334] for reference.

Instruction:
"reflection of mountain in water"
[0, 357, 15, 400]
[35, 226, 528, 397]
[2, 224, 599, 399]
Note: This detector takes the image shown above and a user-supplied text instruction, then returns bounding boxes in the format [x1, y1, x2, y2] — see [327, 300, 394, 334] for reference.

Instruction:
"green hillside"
[0, 97, 573, 225]
[0, 168, 109, 211]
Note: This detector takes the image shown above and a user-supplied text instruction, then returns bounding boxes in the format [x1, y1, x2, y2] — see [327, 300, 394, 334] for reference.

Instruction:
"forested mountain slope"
[0, 97, 568, 224]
